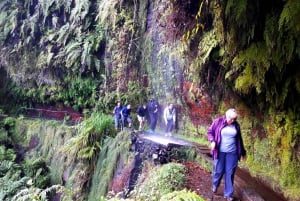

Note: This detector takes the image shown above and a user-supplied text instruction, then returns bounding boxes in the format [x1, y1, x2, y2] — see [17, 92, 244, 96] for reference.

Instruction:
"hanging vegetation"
[222, 0, 300, 110]
[0, 0, 105, 110]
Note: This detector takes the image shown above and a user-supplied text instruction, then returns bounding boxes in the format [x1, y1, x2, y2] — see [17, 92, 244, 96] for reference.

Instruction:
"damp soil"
[184, 161, 225, 201]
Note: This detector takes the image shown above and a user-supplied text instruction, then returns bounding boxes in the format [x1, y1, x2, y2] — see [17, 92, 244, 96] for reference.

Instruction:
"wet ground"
[184, 161, 288, 201]
[140, 133, 288, 201]
[185, 161, 224, 201]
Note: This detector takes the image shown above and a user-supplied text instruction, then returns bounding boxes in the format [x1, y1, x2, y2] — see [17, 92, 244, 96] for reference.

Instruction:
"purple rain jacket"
[207, 115, 246, 160]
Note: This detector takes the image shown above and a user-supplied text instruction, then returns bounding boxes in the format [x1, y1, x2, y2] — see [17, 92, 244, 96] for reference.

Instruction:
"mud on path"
[184, 161, 226, 201]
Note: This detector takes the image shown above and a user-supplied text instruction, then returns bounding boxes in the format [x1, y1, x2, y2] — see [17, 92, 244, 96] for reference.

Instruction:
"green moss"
[241, 110, 300, 199]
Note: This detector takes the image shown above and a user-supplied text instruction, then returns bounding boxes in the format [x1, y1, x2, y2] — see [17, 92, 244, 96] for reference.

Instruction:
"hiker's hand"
[210, 141, 216, 151]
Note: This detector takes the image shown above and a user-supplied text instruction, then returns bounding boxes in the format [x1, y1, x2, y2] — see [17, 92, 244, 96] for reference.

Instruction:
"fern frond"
[56, 23, 72, 46]
[0, 160, 21, 173]
[198, 31, 218, 65]
[231, 42, 270, 94]
[279, 0, 300, 32]
[64, 40, 82, 68]
[70, 0, 90, 24]
[62, 113, 114, 162]
[12, 185, 63, 201]
[96, 0, 119, 25]
[225, 0, 248, 24]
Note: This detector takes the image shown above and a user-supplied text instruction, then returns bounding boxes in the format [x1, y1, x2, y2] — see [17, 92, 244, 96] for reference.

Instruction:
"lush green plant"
[0, 0, 106, 110]
[0, 160, 30, 201]
[106, 189, 205, 201]
[21, 158, 51, 189]
[0, 117, 63, 201]
[0, 146, 16, 161]
[160, 189, 205, 201]
[222, 0, 300, 111]
[6, 75, 100, 111]
[11, 185, 64, 201]
[240, 109, 300, 200]
[63, 112, 115, 163]
[132, 162, 186, 201]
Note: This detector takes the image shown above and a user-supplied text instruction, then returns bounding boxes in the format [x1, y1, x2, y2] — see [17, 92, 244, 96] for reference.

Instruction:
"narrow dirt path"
[185, 161, 226, 201]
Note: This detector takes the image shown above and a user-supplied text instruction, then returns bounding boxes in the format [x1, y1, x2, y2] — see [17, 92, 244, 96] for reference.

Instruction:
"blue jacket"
[121, 107, 131, 118]
[207, 115, 246, 160]
[114, 106, 122, 118]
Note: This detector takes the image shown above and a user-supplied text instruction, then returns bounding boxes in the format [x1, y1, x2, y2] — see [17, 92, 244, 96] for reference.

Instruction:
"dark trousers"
[149, 114, 157, 132]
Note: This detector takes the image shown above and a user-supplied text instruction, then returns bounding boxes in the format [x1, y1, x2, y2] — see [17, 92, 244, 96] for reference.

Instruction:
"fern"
[21, 157, 51, 189]
[0, 160, 20, 173]
[0, 160, 30, 201]
[0, 146, 16, 161]
[295, 73, 300, 93]
[64, 39, 82, 68]
[62, 112, 115, 163]
[70, 0, 90, 25]
[55, 23, 72, 46]
[11, 185, 64, 201]
[279, 0, 300, 33]
[198, 31, 219, 66]
[0, 5, 18, 41]
[231, 42, 270, 94]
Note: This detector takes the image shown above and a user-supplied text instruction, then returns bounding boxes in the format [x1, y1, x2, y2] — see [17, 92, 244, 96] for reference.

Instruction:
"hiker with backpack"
[136, 104, 147, 131]
[121, 104, 132, 128]
[163, 103, 176, 136]
[148, 99, 159, 133]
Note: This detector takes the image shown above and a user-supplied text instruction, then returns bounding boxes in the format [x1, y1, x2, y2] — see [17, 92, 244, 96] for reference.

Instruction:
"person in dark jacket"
[148, 99, 159, 133]
[121, 104, 132, 128]
[136, 104, 147, 131]
[207, 108, 246, 201]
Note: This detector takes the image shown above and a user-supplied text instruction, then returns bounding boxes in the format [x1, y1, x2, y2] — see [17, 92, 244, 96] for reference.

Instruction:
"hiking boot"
[224, 196, 234, 201]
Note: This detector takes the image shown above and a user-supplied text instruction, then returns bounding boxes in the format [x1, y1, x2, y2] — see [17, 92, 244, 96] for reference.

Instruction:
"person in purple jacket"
[207, 108, 246, 201]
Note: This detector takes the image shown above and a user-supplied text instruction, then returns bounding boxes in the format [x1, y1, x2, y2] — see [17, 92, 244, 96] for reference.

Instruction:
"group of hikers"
[113, 99, 176, 136]
[114, 99, 247, 200]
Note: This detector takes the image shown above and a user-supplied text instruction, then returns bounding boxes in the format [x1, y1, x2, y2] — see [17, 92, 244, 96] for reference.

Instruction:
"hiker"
[121, 104, 132, 128]
[207, 108, 246, 201]
[148, 99, 159, 133]
[163, 103, 176, 136]
[136, 104, 147, 131]
[113, 101, 123, 130]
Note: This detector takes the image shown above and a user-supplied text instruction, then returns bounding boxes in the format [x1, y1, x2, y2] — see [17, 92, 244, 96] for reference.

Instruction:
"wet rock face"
[130, 132, 189, 164]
